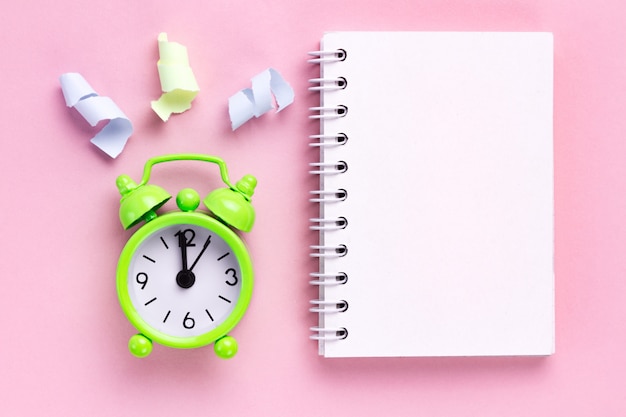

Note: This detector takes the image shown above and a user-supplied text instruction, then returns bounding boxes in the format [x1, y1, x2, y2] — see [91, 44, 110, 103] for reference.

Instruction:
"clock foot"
[214, 336, 238, 359]
[129, 334, 153, 358]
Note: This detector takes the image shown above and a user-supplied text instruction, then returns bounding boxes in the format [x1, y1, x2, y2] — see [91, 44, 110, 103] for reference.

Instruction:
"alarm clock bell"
[116, 175, 171, 229]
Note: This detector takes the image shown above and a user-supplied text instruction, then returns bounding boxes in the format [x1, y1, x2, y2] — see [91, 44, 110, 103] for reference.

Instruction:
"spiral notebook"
[308, 32, 554, 358]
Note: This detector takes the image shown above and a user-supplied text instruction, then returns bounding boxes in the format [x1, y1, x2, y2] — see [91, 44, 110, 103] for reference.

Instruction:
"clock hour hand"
[189, 236, 211, 271]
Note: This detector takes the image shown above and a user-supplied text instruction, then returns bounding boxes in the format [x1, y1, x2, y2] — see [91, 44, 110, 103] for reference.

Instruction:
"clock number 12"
[174, 229, 196, 247]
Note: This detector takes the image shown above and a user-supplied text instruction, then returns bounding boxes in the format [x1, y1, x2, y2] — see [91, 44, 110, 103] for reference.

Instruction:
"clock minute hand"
[189, 236, 211, 271]
[178, 230, 190, 272]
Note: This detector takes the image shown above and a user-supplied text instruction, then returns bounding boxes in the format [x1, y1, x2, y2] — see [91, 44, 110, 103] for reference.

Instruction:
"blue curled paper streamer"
[228, 68, 295, 130]
[59, 73, 133, 158]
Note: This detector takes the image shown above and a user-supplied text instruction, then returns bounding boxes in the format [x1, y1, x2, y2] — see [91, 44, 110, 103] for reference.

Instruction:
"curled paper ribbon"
[228, 68, 295, 130]
[151, 33, 200, 121]
[59, 73, 133, 158]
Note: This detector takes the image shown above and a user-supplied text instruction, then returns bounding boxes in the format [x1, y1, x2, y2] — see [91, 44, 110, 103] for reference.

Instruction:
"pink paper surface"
[2, 0, 625, 415]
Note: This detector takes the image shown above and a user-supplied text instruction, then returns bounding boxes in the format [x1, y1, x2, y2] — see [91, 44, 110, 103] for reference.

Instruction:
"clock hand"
[176, 230, 196, 289]
[189, 236, 211, 271]
[178, 230, 190, 272]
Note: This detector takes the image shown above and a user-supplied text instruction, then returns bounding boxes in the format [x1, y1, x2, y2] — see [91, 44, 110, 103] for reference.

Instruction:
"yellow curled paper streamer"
[151, 33, 200, 121]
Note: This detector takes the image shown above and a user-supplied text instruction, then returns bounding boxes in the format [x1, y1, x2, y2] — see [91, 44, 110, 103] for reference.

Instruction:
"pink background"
[2, 0, 625, 415]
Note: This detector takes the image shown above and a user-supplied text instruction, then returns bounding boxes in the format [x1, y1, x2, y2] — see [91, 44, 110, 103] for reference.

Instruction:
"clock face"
[117, 212, 253, 348]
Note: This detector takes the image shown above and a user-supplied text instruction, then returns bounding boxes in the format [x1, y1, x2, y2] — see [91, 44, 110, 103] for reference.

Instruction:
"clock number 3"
[225, 268, 238, 286]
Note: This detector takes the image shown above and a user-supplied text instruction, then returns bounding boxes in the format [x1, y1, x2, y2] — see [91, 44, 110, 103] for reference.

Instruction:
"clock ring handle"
[139, 154, 235, 189]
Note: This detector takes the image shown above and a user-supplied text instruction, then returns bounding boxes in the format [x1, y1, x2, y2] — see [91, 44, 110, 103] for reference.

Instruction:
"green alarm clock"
[115, 154, 256, 359]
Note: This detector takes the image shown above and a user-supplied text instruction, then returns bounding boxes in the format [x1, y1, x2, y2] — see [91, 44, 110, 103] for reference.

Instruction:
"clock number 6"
[225, 268, 238, 286]
[183, 312, 195, 329]
[136, 272, 148, 290]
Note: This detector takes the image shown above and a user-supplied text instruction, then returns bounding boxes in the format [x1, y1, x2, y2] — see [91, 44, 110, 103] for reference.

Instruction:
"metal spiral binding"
[309, 300, 349, 313]
[309, 217, 348, 231]
[310, 244, 348, 258]
[309, 105, 348, 119]
[307, 49, 347, 63]
[309, 133, 348, 147]
[309, 189, 348, 203]
[310, 327, 348, 341]
[309, 161, 348, 175]
[308, 77, 348, 91]
[309, 46, 349, 343]
[309, 272, 348, 286]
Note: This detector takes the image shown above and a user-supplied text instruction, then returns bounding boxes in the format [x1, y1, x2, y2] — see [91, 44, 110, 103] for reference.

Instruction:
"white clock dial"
[127, 224, 242, 337]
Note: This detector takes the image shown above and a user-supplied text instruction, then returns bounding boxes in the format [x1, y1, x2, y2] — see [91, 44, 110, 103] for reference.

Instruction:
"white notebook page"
[314, 32, 554, 357]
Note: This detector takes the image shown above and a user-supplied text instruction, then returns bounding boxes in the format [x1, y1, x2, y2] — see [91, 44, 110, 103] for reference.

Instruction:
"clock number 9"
[225, 268, 238, 286]
[183, 312, 195, 329]
[136, 272, 148, 290]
